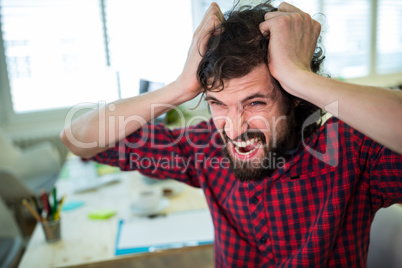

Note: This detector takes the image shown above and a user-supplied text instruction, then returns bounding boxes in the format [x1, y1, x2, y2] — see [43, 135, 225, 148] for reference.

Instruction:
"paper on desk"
[115, 209, 214, 255]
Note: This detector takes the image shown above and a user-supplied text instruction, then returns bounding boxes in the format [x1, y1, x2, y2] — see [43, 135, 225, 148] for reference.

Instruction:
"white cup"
[135, 187, 162, 211]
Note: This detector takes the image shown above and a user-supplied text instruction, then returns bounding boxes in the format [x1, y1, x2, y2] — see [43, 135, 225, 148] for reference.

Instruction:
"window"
[236, 0, 402, 80]
[106, 0, 193, 99]
[376, 0, 402, 74]
[1, 0, 118, 113]
[0, 0, 193, 115]
[201, 0, 402, 79]
[287, 0, 371, 78]
[322, 0, 371, 78]
[286, 0, 402, 79]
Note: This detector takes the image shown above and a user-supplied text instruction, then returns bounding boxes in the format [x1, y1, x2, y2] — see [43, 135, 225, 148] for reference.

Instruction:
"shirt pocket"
[269, 167, 343, 254]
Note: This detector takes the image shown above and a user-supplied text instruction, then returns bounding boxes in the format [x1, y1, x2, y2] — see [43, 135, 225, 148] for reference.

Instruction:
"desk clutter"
[18, 156, 211, 267]
[59, 156, 122, 193]
[21, 187, 65, 243]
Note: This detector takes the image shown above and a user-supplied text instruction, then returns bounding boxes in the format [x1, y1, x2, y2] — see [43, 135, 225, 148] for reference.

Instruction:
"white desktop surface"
[18, 161, 209, 268]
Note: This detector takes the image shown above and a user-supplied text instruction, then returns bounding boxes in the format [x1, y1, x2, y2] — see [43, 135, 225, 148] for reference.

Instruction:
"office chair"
[0, 128, 63, 235]
[367, 204, 402, 268]
[0, 196, 22, 268]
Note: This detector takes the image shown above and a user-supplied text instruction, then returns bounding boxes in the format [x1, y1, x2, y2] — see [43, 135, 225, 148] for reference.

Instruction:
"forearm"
[288, 70, 402, 154]
[61, 3, 223, 159]
[60, 81, 194, 158]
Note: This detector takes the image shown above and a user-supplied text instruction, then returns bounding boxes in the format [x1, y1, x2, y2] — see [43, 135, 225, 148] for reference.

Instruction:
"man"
[61, 1, 402, 267]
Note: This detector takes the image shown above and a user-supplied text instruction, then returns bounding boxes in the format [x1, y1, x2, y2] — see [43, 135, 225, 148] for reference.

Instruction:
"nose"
[224, 109, 248, 141]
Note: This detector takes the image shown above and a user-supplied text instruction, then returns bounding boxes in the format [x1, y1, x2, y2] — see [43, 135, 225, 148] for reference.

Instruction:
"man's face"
[205, 64, 295, 181]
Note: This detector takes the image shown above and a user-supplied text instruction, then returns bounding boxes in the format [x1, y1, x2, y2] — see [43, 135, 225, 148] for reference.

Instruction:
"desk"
[18, 162, 212, 268]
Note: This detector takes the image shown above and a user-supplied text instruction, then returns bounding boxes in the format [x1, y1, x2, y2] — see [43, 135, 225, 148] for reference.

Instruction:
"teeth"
[246, 139, 254, 146]
[231, 138, 262, 156]
[232, 138, 259, 148]
[234, 144, 260, 156]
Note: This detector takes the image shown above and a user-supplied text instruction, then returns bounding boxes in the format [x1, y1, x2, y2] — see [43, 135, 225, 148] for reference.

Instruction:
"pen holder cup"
[41, 219, 61, 243]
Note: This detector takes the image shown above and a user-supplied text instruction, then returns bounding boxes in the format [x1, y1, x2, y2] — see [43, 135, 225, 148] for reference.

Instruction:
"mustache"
[222, 128, 267, 144]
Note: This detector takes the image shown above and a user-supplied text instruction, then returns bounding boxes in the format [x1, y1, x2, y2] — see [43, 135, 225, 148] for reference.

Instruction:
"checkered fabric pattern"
[91, 117, 402, 267]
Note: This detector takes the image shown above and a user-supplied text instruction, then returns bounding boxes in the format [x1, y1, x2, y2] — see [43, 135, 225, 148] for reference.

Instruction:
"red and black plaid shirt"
[91, 117, 402, 267]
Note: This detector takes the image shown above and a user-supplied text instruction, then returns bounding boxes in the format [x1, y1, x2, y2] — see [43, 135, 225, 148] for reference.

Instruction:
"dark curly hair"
[197, 0, 327, 140]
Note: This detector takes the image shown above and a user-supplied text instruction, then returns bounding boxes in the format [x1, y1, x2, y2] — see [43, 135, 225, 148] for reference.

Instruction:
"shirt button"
[259, 236, 267, 244]
[250, 196, 259, 204]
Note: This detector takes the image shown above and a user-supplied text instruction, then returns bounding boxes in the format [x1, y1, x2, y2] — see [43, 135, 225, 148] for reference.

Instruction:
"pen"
[22, 199, 43, 222]
[54, 195, 66, 220]
[41, 189, 51, 219]
[30, 196, 41, 215]
[52, 187, 58, 217]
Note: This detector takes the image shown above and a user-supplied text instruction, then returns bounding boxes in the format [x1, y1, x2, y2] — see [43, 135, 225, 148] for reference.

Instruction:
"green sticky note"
[95, 163, 120, 176]
[88, 209, 116, 220]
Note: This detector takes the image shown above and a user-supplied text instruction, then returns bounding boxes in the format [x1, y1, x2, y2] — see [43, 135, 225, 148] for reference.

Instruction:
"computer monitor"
[139, 79, 166, 124]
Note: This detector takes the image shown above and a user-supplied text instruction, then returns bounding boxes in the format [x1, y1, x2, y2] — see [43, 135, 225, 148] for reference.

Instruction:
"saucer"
[130, 198, 170, 216]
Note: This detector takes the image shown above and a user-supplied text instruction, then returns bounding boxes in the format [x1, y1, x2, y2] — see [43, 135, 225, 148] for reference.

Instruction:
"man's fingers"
[262, 2, 321, 34]
[259, 18, 276, 37]
[211, 4, 225, 34]
[196, 3, 224, 35]
[200, 2, 225, 28]
[261, 11, 289, 36]
[196, 11, 224, 54]
[205, 2, 225, 23]
[264, 1, 306, 21]
[214, 3, 225, 22]
[264, 11, 287, 21]
[202, 3, 225, 38]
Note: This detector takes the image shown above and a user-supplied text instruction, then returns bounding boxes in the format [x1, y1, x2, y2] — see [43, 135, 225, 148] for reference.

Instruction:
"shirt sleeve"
[359, 136, 402, 209]
[90, 120, 214, 188]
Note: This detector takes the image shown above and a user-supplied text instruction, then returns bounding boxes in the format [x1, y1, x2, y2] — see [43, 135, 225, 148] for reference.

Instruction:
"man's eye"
[250, 101, 266, 106]
[211, 101, 224, 106]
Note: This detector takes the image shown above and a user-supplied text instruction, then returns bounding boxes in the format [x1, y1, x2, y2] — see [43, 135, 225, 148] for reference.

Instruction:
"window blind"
[1, 0, 118, 113]
[376, 0, 402, 74]
[322, 0, 371, 78]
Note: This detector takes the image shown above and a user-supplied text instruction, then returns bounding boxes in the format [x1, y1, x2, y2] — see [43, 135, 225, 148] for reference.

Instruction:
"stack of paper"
[115, 209, 214, 255]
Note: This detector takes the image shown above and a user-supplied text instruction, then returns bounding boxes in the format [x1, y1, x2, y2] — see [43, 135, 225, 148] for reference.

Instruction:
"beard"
[221, 114, 297, 182]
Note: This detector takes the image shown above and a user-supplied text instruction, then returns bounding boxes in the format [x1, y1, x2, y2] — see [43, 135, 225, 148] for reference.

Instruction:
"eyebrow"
[204, 95, 221, 102]
[205, 92, 271, 105]
[240, 93, 270, 104]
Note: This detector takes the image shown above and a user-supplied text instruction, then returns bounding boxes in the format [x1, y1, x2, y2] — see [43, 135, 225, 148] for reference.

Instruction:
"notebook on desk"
[115, 209, 214, 256]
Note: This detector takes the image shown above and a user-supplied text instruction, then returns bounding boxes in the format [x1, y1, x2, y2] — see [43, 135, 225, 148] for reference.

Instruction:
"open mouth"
[232, 138, 262, 156]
